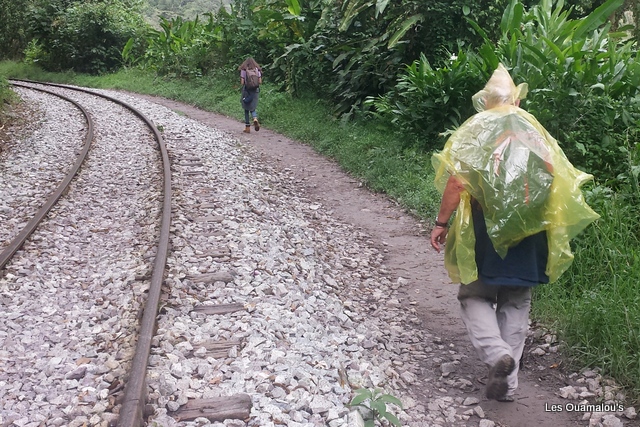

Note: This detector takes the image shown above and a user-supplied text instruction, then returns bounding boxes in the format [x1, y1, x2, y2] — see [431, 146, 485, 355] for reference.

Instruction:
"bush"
[528, 93, 640, 186]
[28, 0, 148, 74]
[534, 181, 640, 396]
[368, 51, 486, 150]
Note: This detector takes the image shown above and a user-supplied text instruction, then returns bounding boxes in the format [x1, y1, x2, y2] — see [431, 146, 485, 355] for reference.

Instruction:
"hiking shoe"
[253, 118, 260, 131]
[486, 354, 516, 400]
[497, 394, 515, 402]
[243, 125, 251, 133]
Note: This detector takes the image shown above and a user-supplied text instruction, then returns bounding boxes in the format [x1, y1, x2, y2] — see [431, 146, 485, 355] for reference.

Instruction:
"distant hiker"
[430, 64, 599, 402]
[239, 57, 262, 133]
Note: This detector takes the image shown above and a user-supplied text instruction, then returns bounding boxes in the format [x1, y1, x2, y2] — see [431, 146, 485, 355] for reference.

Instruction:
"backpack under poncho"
[432, 105, 599, 284]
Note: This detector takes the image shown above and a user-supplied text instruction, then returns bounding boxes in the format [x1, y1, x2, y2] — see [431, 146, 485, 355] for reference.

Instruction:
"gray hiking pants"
[458, 280, 532, 395]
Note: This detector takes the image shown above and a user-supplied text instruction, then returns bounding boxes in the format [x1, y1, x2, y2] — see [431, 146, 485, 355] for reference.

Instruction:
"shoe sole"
[486, 354, 516, 400]
[254, 120, 260, 131]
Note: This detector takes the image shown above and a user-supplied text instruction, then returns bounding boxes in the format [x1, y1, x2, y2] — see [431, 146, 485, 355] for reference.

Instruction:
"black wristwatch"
[435, 219, 449, 228]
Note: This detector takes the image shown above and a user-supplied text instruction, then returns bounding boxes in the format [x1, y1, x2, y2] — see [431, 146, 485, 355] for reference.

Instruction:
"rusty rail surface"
[0, 82, 94, 270]
[6, 80, 173, 427]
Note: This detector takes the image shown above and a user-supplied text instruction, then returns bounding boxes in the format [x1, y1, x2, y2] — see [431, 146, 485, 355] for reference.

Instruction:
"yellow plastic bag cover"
[432, 64, 600, 284]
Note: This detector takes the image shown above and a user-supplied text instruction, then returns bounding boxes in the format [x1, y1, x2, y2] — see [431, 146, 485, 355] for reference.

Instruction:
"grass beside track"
[2, 61, 639, 403]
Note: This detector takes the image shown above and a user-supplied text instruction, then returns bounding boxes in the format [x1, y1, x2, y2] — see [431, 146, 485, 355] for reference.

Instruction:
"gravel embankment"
[1, 85, 163, 427]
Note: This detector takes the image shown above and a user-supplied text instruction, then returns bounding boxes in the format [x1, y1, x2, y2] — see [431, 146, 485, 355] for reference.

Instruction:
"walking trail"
[132, 93, 604, 427]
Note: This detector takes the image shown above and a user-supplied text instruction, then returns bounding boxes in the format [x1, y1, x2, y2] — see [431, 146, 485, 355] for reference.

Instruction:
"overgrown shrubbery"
[370, 0, 640, 185]
[124, 14, 222, 78]
[0, 75, 16, 123]
[366, 51, 486, 149]
[26, 0, 148, 74]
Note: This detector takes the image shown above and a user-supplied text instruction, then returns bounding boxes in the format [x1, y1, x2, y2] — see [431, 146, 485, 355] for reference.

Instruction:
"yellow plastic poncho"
[432, 64, 600, 284]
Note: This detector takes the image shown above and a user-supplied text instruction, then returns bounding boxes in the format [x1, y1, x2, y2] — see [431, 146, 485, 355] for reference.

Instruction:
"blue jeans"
[244, 110, 257, 125]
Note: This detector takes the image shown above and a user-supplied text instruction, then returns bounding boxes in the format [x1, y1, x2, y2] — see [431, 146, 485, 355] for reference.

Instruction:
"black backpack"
[245, 68, 260, 90]
[465, 113, 553, 244]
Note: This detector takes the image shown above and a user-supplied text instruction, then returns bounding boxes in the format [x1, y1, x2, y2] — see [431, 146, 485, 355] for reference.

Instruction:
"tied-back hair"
[239, 57, 261, 72]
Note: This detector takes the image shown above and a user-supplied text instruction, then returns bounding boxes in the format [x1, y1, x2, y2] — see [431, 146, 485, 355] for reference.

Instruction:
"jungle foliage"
[26, 0, 148, 74]
[371, 0, 640, 187]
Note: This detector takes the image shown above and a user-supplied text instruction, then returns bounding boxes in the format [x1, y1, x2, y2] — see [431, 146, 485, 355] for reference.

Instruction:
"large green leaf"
[375, 0, 390, 17]
[478, 42, 499, 70]
[286, 0, 301, 16]
[541, 36, 564, 63]
[573, 0, 624, 40]
[500, 0, 524, 35]
[464, 16, 491, 44]
[339, 0, 374, 32]
[122, 37, 135, 61]
[388, 14, 423, 49]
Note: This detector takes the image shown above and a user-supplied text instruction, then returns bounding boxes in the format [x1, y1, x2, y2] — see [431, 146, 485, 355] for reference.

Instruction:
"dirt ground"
[131, 93, 591, 427]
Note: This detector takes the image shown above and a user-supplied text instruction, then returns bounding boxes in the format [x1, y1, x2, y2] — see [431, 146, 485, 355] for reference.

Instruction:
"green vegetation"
[26, 0, 148, 74]
[349, 388, 403, 427]
[0, 75, 17, 126]
[1, 0, 640, 403]
[535, 186, 640, 397]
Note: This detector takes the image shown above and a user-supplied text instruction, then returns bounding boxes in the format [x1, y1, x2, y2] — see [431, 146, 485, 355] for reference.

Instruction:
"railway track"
[2, 81, 579, 427]
[0, 82, 93, 269]
[1, 81, 171, 427]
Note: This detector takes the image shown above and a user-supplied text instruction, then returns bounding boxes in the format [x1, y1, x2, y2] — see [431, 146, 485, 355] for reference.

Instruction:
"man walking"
[430, 64, 599, 401]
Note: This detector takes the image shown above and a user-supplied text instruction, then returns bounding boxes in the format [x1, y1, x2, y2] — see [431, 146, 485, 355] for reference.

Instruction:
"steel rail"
[0, 82, 94, 270]
[8, 80, 172, 426]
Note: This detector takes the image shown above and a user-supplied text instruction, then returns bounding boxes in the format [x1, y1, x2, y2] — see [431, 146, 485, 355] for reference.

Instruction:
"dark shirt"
[471, 199, 549, 286]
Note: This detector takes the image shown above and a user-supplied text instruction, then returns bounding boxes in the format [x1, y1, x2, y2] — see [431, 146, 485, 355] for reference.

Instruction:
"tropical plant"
[476, 0, 640, 183]
[252, 0, 335, 95]
[329, 0, 522, 117]
[370, 0, 640, 184]
[0, 0, 35, 59]
[27, 0, 148, 74]
[328, 0, 425, 117]
[367, 51, 486, 150]
[349, 388, 403, 427]
[127, 14, 224, 77]
[468, 0, 633, 93]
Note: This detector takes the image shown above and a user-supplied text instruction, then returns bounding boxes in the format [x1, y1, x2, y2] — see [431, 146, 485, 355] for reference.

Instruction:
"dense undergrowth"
[0, 75, 14, 116]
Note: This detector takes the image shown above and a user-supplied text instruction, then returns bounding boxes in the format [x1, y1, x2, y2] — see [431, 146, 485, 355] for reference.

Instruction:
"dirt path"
[132, 94, 590, 427]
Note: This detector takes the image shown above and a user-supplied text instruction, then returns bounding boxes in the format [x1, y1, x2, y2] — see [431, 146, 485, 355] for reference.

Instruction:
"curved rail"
[7, 80, 172, 427]
[0, 82, 94, 270]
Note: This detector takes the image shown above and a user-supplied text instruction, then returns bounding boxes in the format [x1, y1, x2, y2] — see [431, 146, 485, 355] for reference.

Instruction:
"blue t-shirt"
[471, 199, 549, 286]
